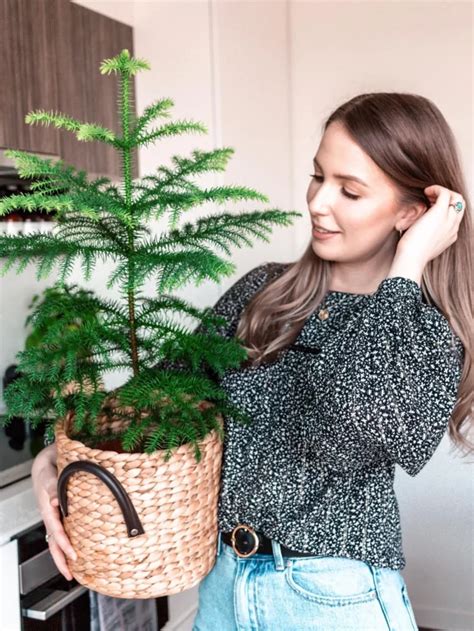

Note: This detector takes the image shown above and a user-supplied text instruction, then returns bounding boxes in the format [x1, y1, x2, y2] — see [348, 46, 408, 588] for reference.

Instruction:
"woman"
[32, 92, 472, 630]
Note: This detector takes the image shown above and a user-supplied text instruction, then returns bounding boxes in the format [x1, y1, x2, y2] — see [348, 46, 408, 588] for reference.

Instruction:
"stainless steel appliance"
[17, 523, 90, 630]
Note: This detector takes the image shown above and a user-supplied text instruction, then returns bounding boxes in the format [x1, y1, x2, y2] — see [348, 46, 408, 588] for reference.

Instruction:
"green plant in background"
[0, 49, 301, 461]
[24, 284, 104, 413]
[24, 284, 101, 356]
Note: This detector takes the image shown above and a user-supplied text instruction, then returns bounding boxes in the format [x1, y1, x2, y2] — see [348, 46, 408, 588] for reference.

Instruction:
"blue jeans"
[192, 532, 418, 630]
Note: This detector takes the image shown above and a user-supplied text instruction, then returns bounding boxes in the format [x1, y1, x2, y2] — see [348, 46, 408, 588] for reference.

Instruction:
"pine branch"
[134, 185, 272, 226]
[139, 209, 302, 256]
[129, 97, 174, 143]
[135, 294, 226, 330]
[53, 215, 131, 252]
[25, 110, 118, 145]
[157, 330, 250, 376]
[109, 249, 236, 294]
[3, 150, 87, 183]
[0, 233, 121, 282]
[0, 151, 133, 224]
[133, 148, 237, 206]
[100, 49, 150, 77]
[135, 120, 208, 149]
[115, 368, 251, 459]
[0, 192, 74, 216]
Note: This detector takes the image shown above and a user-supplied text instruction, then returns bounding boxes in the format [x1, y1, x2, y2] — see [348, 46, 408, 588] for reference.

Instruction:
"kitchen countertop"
[0, 476, 41, 545]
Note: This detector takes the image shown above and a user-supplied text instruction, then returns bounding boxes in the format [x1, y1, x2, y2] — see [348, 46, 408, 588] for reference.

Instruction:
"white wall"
[73, 0, 134, 26]
[2, 1, 472, 629]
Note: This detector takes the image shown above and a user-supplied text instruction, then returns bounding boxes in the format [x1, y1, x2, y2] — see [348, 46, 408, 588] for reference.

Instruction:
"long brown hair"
[235, 92, 473, 456]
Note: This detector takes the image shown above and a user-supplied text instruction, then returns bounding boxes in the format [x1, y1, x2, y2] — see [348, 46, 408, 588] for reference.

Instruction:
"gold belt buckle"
[231, 524, 260, 558]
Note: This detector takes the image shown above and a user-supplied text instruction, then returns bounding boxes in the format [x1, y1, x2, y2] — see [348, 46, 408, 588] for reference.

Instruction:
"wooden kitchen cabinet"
[0, 0, 137, 179]
[0, 0, 62, 156]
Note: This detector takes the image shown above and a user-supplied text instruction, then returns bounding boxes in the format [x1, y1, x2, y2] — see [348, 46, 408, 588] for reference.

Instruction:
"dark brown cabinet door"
[57, 0, 138, 179]
[0, 0, 62, 156]
[0, 0, 137, 178]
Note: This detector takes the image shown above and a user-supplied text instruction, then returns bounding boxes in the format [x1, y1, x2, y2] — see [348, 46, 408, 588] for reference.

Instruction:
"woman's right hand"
[31, 444, 77, 580]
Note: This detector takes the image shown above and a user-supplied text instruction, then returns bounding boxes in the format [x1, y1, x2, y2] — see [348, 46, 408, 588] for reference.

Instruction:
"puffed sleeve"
[328, 276, 465, 477]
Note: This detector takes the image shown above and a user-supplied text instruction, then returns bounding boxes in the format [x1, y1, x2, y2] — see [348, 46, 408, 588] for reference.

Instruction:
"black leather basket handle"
[58, 460, 145, 538]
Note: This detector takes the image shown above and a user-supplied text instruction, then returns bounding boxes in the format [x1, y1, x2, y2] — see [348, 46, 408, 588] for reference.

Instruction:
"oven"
[17, 522, 90, 630]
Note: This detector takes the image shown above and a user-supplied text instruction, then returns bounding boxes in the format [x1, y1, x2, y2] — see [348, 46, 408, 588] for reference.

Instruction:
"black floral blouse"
[190, 261, 464, 570]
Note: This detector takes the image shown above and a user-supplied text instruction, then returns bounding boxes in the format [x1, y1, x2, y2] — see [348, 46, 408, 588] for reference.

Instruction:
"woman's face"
[306, 121, 404, 263]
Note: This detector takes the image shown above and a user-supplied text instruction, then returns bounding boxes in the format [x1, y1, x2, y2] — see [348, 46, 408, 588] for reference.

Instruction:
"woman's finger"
[31, 448, 75, 581]
[43, 515, 76, 581]
[33, 462, 77, 563]
[424, 185, 465, 214]
[448, 196, 465, 214]
[48, 523, 77, 562]
[40, 489, 77, 561]
[398, 184, 464, 262]
[42, 503, 77, 562]
[423, 184, 452, 207]
[48, 539, 74, 581]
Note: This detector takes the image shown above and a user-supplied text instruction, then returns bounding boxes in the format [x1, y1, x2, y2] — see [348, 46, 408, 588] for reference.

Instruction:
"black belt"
[221, 524, 317, 558]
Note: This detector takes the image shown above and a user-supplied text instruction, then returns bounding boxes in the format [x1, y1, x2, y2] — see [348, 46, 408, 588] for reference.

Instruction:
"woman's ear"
[396, 201, 428, 232]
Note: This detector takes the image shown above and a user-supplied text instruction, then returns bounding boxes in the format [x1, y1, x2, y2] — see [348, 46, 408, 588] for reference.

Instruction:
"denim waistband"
[217, 530, 306, 571]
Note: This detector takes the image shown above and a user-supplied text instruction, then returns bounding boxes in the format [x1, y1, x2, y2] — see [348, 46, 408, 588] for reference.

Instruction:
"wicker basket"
[55, 408, 224, 598]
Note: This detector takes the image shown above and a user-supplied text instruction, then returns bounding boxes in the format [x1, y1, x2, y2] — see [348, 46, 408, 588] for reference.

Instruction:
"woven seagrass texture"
[55, 409, 224, 598]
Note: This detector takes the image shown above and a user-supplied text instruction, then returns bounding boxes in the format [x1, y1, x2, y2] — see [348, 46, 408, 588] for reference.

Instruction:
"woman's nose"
[308, 186, 335, 213]
[309, 198, 333, 216]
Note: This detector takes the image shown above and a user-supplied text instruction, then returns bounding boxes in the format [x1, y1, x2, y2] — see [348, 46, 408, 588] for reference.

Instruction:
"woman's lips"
[312, 227, 340, 240]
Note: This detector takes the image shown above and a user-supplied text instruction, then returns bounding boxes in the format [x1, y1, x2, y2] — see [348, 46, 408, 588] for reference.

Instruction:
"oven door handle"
[21, 584, 88, 621]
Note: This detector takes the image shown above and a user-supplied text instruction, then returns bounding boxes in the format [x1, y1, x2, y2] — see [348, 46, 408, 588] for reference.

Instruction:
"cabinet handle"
[22, 584, 88, 621]
[19, 548, 59, 595]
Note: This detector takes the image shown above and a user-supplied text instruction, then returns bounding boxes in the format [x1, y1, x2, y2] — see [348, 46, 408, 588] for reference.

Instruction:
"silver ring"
[45, 532, 54, 543]
[449, 201, 464, 213]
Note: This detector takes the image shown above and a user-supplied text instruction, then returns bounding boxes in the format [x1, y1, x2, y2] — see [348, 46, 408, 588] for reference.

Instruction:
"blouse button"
[318, 308, 329, 321]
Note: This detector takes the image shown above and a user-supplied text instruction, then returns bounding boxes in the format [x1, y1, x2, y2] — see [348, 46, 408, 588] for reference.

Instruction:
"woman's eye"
[309, 174, 360, 201]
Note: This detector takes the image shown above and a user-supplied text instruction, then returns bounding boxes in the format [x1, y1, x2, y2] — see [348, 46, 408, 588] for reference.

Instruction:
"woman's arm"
[31, 442, 57, 468]
[318, 274, 464, 477]
[31, 444, 77, 579]
[386, 250, 424, 286]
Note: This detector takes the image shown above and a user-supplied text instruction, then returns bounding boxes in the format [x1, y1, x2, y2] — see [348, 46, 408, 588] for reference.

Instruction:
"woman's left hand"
[397, 185, 465, 264]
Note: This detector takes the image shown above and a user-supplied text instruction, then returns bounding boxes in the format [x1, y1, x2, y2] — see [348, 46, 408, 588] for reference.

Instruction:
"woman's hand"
[397, 185, 465, 264]
[31, 444, 77, 580]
